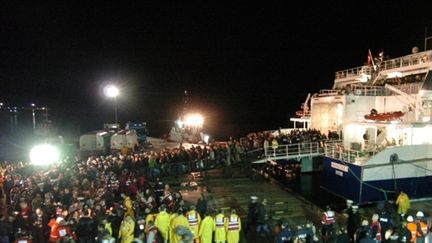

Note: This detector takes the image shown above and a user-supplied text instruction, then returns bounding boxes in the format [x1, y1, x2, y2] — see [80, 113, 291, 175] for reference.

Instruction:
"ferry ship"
[310, 47, 432, 203]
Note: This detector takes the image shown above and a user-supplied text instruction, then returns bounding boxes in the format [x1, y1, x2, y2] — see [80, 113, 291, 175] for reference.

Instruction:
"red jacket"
[370, 221, 382, 241]
[48, 218, 77, 242]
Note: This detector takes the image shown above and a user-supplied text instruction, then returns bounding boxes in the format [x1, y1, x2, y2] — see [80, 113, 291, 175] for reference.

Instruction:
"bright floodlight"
[104, 85, 120, 98]
[30, 144, 60, 166]
[184, 113, 204, 127]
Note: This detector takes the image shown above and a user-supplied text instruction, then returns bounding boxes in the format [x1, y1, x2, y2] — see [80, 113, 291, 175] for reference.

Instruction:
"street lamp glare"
[30, 144, 60, 166]
[184, 113, 204, 127]
[104, 85, 120, 98]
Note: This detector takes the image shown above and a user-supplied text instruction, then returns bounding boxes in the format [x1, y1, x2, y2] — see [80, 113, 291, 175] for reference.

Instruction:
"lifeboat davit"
[364, 111, 404, 121]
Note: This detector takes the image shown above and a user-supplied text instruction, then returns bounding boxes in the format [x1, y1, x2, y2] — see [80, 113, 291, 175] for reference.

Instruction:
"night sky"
[1, 2, 432, 139]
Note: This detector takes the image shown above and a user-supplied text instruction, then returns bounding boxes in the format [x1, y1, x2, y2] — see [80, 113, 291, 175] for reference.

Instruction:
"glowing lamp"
[30, 144, 60, 166]
[184, 113, 204, 127]
[104, 85, 120, 98]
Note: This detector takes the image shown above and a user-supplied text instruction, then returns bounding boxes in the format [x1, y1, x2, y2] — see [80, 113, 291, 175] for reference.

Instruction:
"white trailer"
[111, 130, 139, 151]
[79, 131, 111, 155]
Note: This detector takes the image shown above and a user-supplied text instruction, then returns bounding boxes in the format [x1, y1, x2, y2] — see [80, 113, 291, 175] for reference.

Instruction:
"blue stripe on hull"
[321, 157, 362, 203]
[322, 157, 432, 203]
[363, 177, 432, 202]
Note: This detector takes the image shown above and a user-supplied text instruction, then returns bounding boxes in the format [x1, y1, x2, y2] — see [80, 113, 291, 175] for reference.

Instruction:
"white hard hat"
[352, 205, 359, 210]
[346, 199, 353, 205]
[250, 196, 258, 201]
[407, 215, 414, 222]
[416, 211, 424, 217]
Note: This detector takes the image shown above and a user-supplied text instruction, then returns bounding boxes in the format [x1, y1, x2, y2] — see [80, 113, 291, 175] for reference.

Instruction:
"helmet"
[407, 215, 414, 222]
[416, 211, 424, 217]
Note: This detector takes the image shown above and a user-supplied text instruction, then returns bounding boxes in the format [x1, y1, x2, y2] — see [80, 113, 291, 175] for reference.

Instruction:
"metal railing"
[391, 82, 423, 95]
[335, 66, 372, 80]
[317, 89, 341, 96]
[351, 84, 385, 96]
[379, 50, 432, 72]
[264, 142, 321, 158]
[323, 140, 377, 164]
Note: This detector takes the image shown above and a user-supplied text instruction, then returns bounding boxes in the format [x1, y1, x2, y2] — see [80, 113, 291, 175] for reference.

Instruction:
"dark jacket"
[76, 216, 97, 240]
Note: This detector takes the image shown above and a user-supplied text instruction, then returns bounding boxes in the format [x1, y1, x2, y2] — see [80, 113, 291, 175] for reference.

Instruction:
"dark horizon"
[1, 2, 432, 140]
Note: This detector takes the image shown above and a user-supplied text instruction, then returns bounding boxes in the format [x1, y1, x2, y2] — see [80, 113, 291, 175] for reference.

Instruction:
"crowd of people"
[0, 137, 255, 243]
[240, 129, 331, 153]
[1, 128, 429, 243]
[273, 191, 431, 243]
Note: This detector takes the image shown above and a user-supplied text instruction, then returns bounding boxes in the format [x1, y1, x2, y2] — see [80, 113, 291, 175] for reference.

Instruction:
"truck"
[79, 130, 112, 156]
[111, 129, 139, 151]
[125, 122, 149, 145]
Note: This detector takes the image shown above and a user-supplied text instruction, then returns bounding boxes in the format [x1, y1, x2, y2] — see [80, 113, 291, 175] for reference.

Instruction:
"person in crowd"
[118, 215, 135, 243]
[76, 208, 97, 243]
[198, 211, 215, 243]
[154, 205, 170, 243]
[186, 205, 201, 242]
[415, 211, 428, 243]
[396, 191, 410, 219]
[371, 213, 382, 242]
[214, 209, 227, 243]
[244, 195, 258, 233]
[196, 193, 207, 218]
[406, 215, 417, 243]
[321, 206, 336, 242]
[256, 198, 270, 236]
[275, 222, 294, 243]
[348, 205, 361, 242]
[226, 209, 241, 243]
[30, 207, 49, 243]
[356, 220, 371, 243]
[0, 212, 12, 243]
[146, 220, 160, 243]
[170, 208, 190, 243]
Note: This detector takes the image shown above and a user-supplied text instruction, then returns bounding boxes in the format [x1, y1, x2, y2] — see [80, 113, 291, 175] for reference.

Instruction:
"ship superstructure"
[313, 48, 432, 203]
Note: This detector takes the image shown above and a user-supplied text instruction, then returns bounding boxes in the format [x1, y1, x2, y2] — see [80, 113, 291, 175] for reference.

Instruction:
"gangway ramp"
[252, 142, 323, 164]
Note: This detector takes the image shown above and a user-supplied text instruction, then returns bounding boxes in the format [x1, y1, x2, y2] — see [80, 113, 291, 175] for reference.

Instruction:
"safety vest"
[321, 211, 335, 225]
[407, 222, 417, 242]
[187, 211, 199, 227]
[227, 215, 240, 231]
[215, 214, 225, 228]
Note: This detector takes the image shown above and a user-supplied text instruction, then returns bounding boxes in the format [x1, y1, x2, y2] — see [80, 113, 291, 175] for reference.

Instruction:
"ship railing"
[324, 140, 373, 164]
[379, 50, 432, 72]
[350, 84, 386, 96]
[335, 66, 372, 80]
[317, 89, 341, 96]
[388, 82, 423, 95]
[264, 142, 321, 158]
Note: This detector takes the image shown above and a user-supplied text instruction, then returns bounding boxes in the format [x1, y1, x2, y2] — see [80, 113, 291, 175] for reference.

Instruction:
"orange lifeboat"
[364, 111, 404, 121]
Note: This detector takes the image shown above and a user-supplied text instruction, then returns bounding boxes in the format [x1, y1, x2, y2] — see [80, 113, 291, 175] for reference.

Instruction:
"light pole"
[31, 103, 36, 131]
[104, 85, 120, 124]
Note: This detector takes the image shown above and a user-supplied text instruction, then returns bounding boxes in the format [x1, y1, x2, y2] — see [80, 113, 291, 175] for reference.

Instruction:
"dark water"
[282, 172, 346, 212]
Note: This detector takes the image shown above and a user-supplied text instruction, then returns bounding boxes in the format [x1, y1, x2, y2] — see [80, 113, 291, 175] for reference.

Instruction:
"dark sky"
[1, 2, 432, 139]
